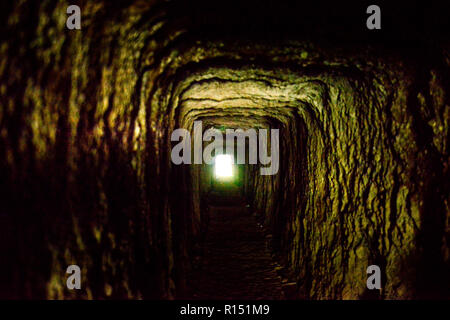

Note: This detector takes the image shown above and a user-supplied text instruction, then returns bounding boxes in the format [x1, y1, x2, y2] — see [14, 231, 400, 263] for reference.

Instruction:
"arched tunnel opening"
[0, 0, 449, 301]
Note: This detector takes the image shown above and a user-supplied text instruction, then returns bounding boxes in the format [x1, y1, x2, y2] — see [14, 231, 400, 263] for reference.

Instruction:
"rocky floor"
[187, 190, 286, 300]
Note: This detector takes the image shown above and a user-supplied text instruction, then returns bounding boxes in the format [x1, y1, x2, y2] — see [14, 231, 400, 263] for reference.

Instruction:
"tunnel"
[0, 0, 449, 300]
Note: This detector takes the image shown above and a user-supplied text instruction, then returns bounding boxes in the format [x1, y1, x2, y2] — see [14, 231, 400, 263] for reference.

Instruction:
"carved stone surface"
[0, 0, 448, 299]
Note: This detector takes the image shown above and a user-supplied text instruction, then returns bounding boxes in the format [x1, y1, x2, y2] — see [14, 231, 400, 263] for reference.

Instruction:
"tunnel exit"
[214, 154, 234, 180]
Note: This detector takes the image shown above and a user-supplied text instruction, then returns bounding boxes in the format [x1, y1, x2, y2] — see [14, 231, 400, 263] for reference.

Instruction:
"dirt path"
[188, 198, 285, 299]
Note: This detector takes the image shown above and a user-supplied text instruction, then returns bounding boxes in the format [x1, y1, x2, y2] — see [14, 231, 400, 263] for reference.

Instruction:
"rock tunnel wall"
[0, 0, 448, 299]
[0, 0, 179, 299]
[244, 61, 449, 299]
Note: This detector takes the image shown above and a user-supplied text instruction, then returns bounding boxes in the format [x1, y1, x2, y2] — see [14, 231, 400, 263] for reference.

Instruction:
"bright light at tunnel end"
[214, 154, 234, 179]
[170, 120, 280, 176]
